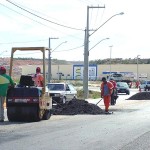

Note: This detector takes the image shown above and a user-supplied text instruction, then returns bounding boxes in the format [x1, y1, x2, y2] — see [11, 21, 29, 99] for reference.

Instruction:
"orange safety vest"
[101, 81, 114, 96]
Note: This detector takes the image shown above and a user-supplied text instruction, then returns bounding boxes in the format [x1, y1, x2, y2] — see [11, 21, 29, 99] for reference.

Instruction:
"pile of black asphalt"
[52, 99, 103, 115]
[127, 92, 150, 100]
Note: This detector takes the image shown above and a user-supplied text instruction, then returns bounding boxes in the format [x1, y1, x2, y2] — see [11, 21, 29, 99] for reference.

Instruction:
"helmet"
[36, 67, 41, 73]
[0, 66, 6, 71]
[0, 66, 6, 74]
[102, 77, 106, 81]
[110, 77, 114, 80]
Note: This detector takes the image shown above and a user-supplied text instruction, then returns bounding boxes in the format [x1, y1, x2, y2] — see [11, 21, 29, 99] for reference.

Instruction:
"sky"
[0, 0, 150, 61]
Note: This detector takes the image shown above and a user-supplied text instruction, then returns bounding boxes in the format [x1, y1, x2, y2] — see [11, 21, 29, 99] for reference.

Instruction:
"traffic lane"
[3, 88, 138, 121]
[86, 88, 139, 105]
[1, 100, 150, 149]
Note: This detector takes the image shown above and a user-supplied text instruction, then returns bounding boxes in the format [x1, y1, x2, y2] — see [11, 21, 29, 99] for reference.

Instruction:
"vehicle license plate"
[15, 99, 29, 103]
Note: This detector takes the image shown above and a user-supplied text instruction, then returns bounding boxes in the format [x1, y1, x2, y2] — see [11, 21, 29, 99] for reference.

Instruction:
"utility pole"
[48, 37, 58, 83]
[109, 45, 113, 76]
[137, 55, 140, 81]
[83, 5, 105, 99]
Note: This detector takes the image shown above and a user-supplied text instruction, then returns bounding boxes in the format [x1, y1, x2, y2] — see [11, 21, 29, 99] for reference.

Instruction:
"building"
[20, 64, 150, 81]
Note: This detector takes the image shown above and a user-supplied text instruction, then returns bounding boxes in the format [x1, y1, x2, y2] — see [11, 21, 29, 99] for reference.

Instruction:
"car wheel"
[62, 97, 66, 104]
[126, 92, 130, 95]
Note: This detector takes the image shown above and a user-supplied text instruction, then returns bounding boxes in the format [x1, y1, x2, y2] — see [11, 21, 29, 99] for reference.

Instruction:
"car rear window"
[47, 84, 65, 91]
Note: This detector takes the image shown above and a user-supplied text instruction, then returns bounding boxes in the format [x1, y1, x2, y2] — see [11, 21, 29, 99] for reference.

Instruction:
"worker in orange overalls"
[100, 77, 114, 114]
[33, 67, 44, 87]
[109, 77, 117, 105]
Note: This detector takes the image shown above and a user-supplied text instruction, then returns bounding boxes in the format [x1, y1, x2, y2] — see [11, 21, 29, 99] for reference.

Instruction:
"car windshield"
[47, 84, 65, 91]
[117, 82, 129, 88]
[141, 81, 150, 84]
[112, 73, 123, 77]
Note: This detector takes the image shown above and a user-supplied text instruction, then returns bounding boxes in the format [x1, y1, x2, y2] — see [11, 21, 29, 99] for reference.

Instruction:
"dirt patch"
[52, 99, 103, 115]
[127, 92, 150, 100]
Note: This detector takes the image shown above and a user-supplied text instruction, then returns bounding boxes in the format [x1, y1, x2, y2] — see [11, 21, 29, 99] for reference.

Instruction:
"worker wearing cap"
[100, 77, 114, 114]
[33, 67, 44, 87]
[0, 66, 14, 122]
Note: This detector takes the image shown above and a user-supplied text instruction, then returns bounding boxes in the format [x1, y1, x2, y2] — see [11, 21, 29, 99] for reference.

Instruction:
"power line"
[1, 2, 84, 40]
[0, 39, 48, 44]
[5, 0, 84, 31]
[0, 3, 53, 29]
[3, 44, 84, 57]
[54, 45, 84, 52]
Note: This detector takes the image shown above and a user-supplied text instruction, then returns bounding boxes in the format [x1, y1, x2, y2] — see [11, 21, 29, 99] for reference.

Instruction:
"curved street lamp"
[0, 50, 7, 56]
[51, 41, 67, 52]
[90, 12, 124, 37]
[89, 38, 109, 51]
[83, 11, 124, 99]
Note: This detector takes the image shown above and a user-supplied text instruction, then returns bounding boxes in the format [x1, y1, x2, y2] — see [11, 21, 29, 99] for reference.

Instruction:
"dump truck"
[6, 47, 52, 122]
[108, 73, 133, 88]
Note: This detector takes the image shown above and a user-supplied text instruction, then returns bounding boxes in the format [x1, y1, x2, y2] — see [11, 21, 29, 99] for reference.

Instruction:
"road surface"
[1, 89, 150, 150]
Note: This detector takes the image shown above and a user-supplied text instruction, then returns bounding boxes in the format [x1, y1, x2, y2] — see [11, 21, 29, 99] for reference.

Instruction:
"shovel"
[96, 98, 103, 105]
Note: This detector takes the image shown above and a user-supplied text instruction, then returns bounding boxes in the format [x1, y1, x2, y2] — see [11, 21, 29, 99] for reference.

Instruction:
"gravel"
[127, 92, 150, 100]
[52, 99, 103, 115]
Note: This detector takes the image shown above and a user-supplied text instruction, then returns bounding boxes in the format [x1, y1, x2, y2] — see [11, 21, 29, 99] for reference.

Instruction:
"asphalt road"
[1, 89, 150, 150]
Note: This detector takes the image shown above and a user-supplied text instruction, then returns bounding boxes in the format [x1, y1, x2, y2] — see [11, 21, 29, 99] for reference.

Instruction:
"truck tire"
[34, 108, 44, 122]
[43, 110, 51, 120]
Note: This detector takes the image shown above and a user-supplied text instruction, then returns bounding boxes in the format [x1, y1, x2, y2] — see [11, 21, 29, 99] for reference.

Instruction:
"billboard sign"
[73, 65, 97, 80]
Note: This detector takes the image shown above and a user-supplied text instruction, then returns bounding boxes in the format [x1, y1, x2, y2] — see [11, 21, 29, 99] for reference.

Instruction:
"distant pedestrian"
[32, 67, 44, 87]
[100, 77, 114, 114]
[136, 80, 140, 89]
[0, 66, 14, 122]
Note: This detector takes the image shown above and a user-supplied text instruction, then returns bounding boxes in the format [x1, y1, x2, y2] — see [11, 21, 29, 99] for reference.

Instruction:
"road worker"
[100, 77, 114, 114]
[0, 66, 14, 122]
[33, 67, 44, 87]
[109, 77, 118, 105]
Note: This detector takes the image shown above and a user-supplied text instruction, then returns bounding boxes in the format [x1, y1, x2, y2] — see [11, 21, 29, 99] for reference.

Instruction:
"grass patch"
[77, 89, 101, 99]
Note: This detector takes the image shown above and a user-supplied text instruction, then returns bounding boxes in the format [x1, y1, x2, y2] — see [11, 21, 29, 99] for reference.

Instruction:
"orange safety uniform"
[101, 81, 114, 112]
[33, 73, 44, 87]
[110, 80, 117, 89]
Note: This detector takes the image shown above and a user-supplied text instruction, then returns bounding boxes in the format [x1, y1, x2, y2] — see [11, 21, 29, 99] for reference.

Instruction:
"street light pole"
[83, 6, 105, 99]
[83, 10, 124, 99]
[48, 37, 59, 83]
[137, 55, 140, 81]
[109, 45, 113, 76]
[49, 41, 67, 82]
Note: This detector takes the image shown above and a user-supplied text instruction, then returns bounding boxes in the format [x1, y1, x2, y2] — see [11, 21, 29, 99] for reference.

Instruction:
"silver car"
[47, 83, 77, 104]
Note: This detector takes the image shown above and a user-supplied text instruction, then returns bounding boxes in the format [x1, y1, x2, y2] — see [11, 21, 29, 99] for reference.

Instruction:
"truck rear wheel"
[34, 108, 44, 122]
[42, 110, 51, 120]
[7, 106, 43, 122]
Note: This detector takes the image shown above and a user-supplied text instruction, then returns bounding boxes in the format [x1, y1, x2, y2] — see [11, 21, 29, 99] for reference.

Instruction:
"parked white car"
[46, 82, 77, 104]
[139, 80, 150, 91]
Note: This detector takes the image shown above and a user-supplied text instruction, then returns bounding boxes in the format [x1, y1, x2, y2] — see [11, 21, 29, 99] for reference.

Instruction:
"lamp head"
[119, 12, 124, 15]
